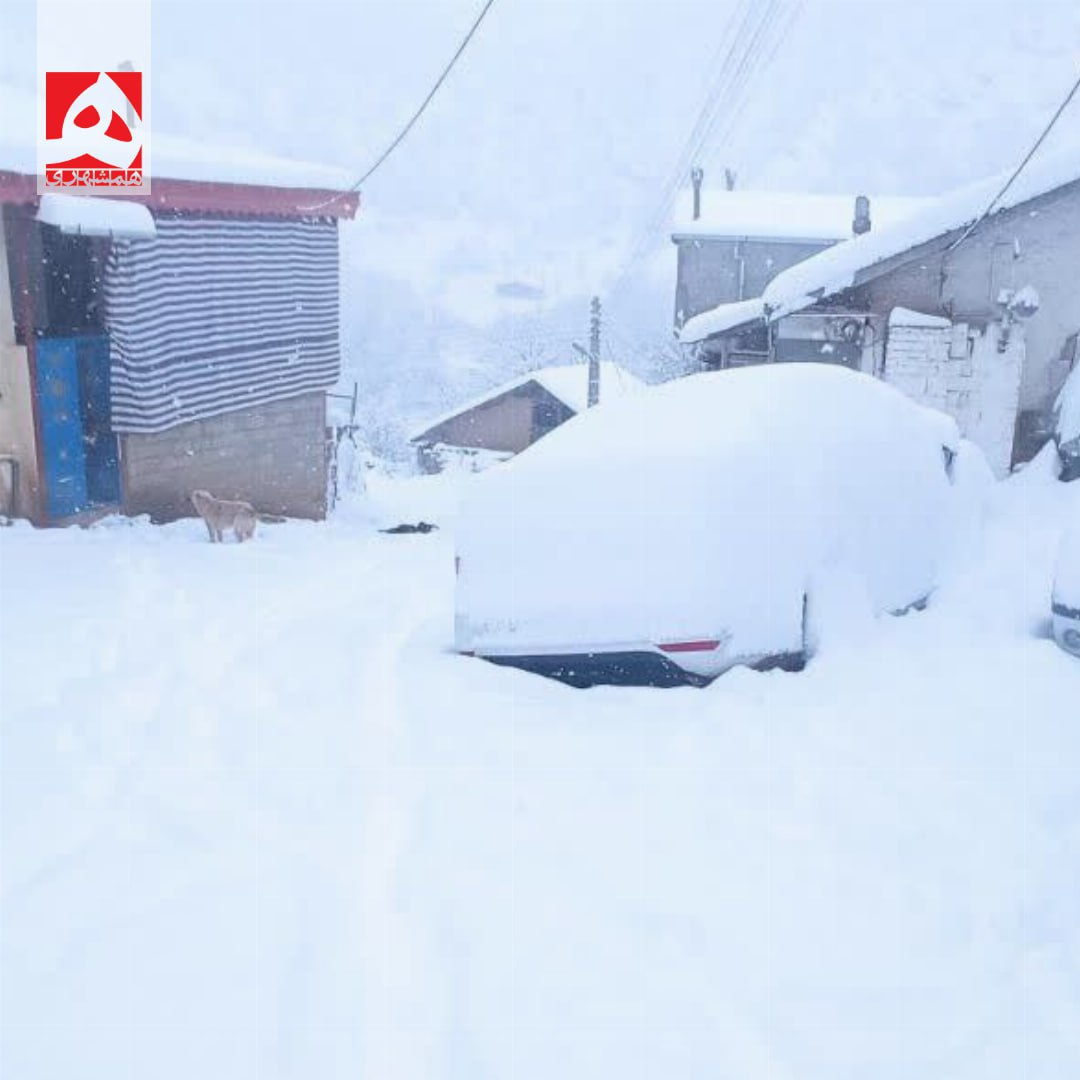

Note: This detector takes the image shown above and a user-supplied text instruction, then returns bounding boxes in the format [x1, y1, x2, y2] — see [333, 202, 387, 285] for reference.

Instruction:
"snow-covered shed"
[0, 83, 358, 523]
[670, 176, 928, 336]
[410, 362, 643, 473]
[678, 148, 1080, 475]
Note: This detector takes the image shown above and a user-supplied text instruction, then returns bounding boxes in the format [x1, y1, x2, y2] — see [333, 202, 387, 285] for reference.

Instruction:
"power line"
[611, 0, 763, 283]
[949, 65, 1080, 252]
[302, 0, 498, 212]
[609, 0, 799, 301]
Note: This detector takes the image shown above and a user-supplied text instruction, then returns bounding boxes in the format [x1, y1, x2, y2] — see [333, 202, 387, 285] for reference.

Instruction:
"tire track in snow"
[354, 553, 445, 1080]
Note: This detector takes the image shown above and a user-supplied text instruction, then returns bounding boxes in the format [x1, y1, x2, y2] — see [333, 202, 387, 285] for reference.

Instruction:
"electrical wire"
[301, 0, 498, 213]
[611, 0, 762, 280]
[609, 0, 798, 302]
[949, 65, 1080, 252]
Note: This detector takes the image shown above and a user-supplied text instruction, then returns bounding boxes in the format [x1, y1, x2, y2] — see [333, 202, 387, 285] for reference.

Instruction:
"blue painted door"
[35, 338, 89, 519]
[77, 336, 121, 505]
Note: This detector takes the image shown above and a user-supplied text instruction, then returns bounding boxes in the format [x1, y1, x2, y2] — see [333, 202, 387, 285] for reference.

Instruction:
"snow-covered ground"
[2, 458, 1079, 1079]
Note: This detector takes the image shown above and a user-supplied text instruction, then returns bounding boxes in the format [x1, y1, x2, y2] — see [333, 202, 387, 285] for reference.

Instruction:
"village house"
[671, 171, 929, 344]
[411, 361, 642, 473]
[677, 151, 1080, 476]
[0, 84, 358, 523]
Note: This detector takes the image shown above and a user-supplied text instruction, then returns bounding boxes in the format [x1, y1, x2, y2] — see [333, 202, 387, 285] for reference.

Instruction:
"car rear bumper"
[475, 647, 806, 688]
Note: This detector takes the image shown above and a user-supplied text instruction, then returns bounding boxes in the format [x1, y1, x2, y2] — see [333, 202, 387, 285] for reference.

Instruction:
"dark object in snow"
[380, 521, 438, 534]
[481, 648, 804, 689]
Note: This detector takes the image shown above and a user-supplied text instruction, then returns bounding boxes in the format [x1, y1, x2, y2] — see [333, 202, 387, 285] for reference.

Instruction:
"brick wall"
[120, 391, 328, 521]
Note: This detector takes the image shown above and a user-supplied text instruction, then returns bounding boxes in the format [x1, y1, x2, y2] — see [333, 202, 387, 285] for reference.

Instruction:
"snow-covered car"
[1052, 514, 1080, 658]
[454, 363, 989, 687]
[1053, 364, 1080, 482]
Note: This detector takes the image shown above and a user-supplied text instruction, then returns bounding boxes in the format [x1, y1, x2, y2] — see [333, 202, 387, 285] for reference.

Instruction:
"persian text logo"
[43, 71, 146, 191]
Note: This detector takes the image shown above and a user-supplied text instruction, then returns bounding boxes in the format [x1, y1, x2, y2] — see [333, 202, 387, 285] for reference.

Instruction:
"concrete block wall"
[883, 323, 956, 413]
[120, 391, 328, 521]
[884, 319, 1022, 477]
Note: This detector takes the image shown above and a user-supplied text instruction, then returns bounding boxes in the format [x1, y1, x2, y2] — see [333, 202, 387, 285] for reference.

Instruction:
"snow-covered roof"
[762, 145, 1080, 320]
[671, 189, 931, 242]
[37, 192, 156, 238]
[531, 363, 643, 413]
[412, 362, 644, 441]
[679, 297, 765, 344]
[0, 82, 352, 191]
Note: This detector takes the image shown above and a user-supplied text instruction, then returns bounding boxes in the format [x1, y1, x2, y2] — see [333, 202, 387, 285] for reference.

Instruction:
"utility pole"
[588, 295, 601, 407]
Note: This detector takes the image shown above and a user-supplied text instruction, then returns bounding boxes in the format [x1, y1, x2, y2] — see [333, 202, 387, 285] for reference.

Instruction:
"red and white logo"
[43, 71, 146, 190]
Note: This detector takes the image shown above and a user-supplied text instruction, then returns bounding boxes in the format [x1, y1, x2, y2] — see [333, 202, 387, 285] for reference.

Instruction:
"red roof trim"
[0, 169, 359, 220]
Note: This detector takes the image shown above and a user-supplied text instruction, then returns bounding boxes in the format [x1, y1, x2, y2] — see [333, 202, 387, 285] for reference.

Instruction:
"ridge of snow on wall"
[104, 215, 341, 433]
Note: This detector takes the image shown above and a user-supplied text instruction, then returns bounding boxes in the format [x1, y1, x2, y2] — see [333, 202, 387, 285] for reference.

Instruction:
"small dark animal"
[380, 521, 439, 534]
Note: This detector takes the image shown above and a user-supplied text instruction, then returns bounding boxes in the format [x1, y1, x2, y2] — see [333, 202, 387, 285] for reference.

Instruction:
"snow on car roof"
[411, 362, 644, 442]
[762, 144, 1080, 319]
[0, 81, 352, 191]
[512, 361, 957, 467]
[671, 189, 931, 242]
[1054, 482, 1080, 601]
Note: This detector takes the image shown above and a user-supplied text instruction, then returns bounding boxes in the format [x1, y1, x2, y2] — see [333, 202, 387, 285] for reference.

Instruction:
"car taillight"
[657, 640, 720, 653]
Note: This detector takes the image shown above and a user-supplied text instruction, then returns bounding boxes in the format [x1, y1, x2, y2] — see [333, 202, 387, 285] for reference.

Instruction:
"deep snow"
[1, 459, 1079, 1079]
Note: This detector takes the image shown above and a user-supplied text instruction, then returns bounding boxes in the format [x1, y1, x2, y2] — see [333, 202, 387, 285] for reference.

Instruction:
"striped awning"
[103, 214, 340, 433]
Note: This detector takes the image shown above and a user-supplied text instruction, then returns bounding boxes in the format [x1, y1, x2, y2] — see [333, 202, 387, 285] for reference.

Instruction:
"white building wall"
[883, 314, 1022, 478]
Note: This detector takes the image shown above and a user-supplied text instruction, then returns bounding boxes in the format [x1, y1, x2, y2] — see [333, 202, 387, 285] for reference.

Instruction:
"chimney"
[853, 194, 871, 236]
[691, 167, 704, 221]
